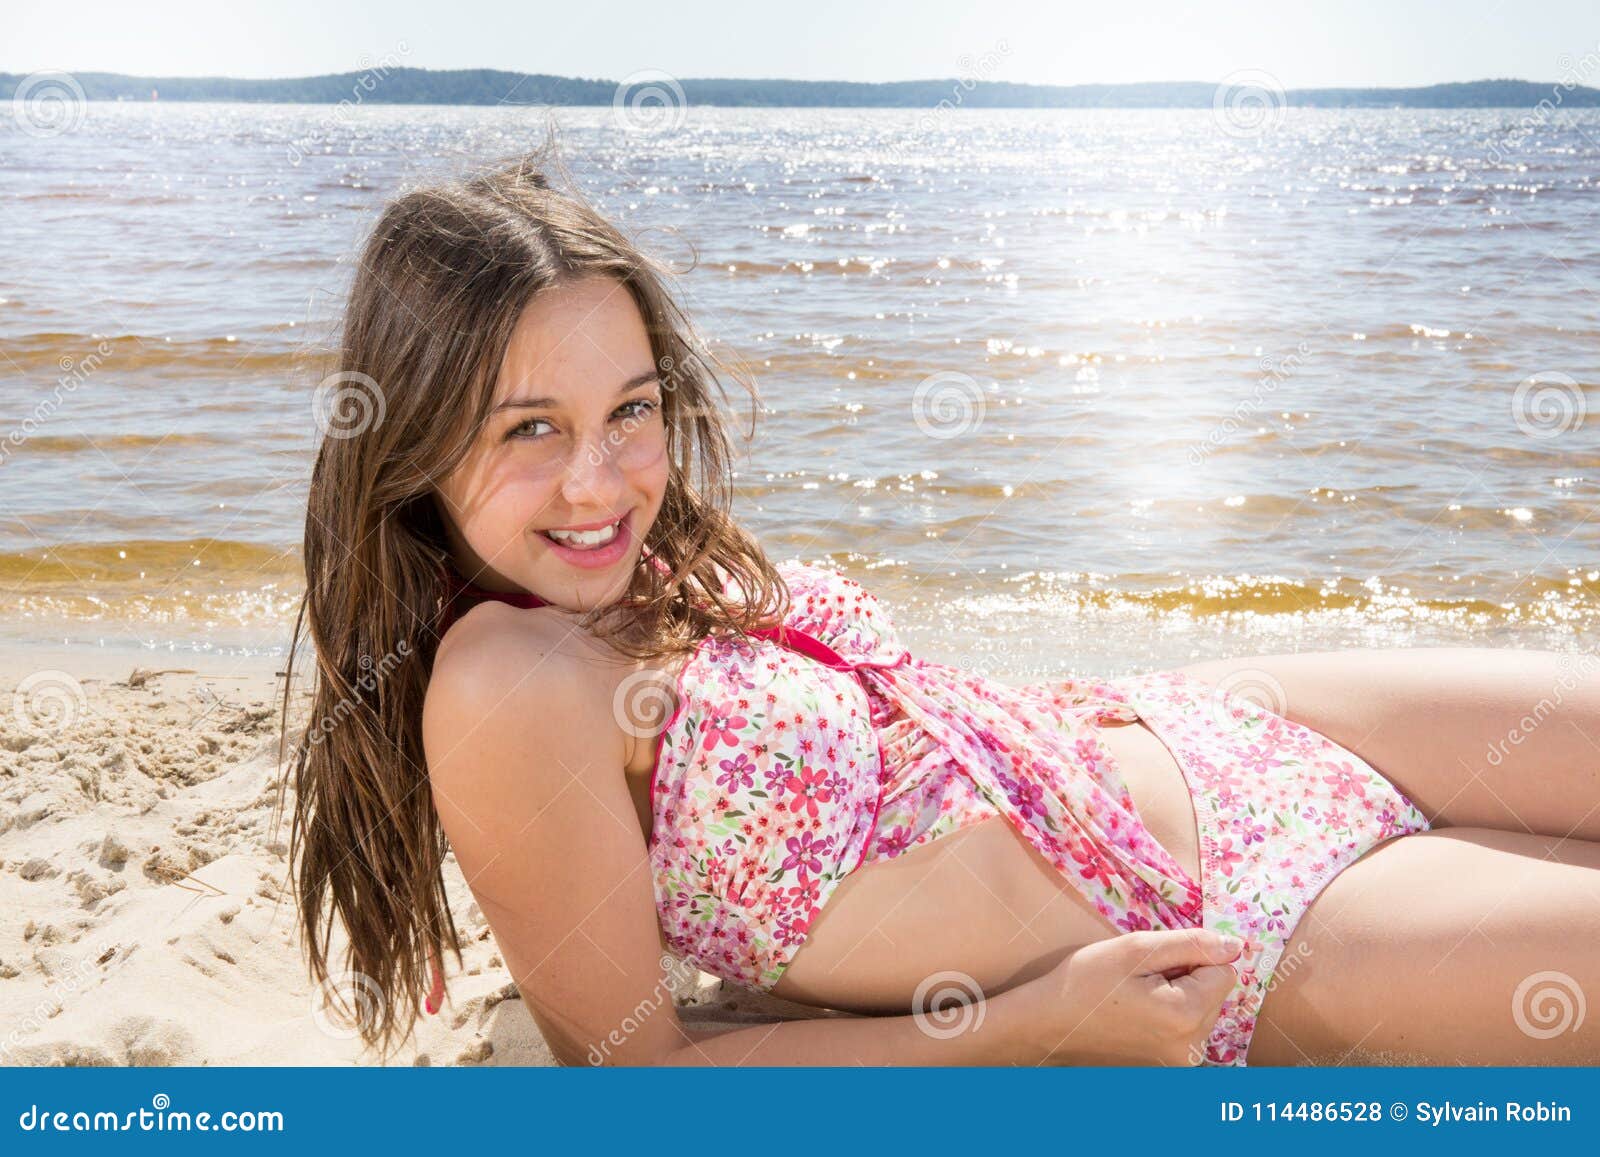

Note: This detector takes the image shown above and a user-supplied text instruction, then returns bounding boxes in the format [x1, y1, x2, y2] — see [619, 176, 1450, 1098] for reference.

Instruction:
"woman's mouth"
[537, 513, 633, 570]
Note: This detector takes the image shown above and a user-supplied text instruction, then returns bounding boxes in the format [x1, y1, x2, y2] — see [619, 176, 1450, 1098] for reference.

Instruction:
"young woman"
[286, 154, 1600, 1068]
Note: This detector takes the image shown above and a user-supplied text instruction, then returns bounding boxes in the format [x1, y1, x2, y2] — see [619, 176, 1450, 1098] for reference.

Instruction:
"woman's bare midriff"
[773, 718, 1202, 1013]
[620, 654, 1204, 1015]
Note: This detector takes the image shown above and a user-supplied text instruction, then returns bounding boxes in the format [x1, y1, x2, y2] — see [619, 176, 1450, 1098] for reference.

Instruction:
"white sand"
[0, 643, 821, 1066]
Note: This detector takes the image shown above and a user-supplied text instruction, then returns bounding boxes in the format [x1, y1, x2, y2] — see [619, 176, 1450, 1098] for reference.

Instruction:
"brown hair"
[278, 146, 787, 1053]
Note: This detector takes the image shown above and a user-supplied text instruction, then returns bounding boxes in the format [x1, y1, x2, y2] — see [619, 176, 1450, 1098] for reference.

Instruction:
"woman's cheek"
[616, 425, 669, 479]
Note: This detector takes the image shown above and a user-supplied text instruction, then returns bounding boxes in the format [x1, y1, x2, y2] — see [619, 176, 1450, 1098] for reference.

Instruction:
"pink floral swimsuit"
[646, 561, 1432, 1066]
[442, 559, 1431, 1065]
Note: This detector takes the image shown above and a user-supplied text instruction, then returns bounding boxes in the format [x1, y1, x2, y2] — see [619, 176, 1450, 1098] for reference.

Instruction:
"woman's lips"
[537, 511, 633, 570]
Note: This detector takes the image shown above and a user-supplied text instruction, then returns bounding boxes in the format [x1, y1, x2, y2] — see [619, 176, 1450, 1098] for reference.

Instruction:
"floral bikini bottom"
[1116, 671, 1431, 1064]
[867, 668, 1433, 1066]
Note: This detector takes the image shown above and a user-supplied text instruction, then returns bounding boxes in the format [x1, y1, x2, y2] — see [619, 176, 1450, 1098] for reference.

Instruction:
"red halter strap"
[436, 569, 548, 636]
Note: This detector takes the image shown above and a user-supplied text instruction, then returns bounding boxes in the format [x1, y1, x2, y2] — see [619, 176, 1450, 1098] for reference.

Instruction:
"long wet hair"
[278, 146, 787, 1053]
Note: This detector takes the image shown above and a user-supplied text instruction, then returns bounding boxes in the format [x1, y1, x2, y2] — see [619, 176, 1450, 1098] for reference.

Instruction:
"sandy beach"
[0, 642, 834, 1066]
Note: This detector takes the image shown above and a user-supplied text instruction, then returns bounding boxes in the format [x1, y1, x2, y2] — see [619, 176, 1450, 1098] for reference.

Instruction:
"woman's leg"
[1248, 827, 1600, 1065]
[1172, 648, 1600, 843]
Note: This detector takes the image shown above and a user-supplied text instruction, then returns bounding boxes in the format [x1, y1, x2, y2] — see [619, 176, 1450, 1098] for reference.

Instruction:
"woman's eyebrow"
[491, 369, 660, 413]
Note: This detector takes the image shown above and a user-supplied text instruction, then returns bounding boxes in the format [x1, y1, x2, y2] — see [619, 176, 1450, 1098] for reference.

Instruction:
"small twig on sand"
[171, 872, 227, 897]
[123, 667, 199, 689]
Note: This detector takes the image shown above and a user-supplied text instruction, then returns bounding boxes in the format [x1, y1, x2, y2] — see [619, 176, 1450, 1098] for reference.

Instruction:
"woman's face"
[434, 273, 670, 612]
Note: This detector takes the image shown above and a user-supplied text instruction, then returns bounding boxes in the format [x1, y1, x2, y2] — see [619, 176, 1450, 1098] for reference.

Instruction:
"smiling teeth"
[546, 521, 620, 547]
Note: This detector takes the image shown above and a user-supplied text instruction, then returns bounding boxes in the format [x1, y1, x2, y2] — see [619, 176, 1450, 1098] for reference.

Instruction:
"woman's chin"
[538, 565, 640, 613]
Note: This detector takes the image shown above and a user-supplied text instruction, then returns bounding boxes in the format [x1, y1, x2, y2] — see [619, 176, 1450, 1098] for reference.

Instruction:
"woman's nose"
[558, 431, 627, 508]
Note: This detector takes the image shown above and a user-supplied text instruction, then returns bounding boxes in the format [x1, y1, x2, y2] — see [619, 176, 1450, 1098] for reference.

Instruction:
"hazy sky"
[5, 0, 1597, 87]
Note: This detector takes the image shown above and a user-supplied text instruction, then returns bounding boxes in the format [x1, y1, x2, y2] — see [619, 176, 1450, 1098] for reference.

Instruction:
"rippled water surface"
[1, 103, 1596, 671]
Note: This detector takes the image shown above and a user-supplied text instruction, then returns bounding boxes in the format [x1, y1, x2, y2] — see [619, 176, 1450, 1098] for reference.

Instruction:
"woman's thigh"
[1247, 827, 1600, 1065]
[1173, 648, 1600, 843]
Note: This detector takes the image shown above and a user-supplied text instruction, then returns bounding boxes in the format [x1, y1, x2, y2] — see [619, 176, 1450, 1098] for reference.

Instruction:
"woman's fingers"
[1122, 928, 1243, 977]
[1170, 961, 1241, 1022]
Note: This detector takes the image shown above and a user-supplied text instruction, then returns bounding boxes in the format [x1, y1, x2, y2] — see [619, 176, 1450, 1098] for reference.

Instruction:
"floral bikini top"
[435, 558, 1203, 1004]
[645, 561, 907, 988]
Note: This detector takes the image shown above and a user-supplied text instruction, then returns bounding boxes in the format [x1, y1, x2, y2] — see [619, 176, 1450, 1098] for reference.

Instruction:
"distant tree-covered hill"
[2, 68, 1596, 109]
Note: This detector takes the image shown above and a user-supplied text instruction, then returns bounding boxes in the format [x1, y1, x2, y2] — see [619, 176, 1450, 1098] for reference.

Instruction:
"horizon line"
[1, 67, 1595, 91]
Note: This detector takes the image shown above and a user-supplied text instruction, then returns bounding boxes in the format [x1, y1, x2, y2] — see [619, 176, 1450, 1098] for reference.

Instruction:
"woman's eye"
[615, 399, 659, 421]
[507, 417, 555, 440]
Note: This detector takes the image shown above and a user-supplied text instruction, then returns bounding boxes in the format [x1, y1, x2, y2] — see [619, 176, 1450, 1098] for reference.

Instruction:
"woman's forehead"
[495, 276, 653, 404]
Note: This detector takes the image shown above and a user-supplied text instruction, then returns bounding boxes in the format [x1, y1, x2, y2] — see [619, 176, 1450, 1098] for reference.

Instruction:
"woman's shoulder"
[424, 602, 622, 780]
[433, 598, 600, 685]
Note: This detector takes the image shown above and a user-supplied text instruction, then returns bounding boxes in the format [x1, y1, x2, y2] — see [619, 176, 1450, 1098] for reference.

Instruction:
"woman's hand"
[1024, 929, 1244, 1066]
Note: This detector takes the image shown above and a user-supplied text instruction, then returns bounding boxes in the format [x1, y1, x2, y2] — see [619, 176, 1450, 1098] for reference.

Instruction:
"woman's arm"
[659, 923, 1242, 1067]
[657, 983, 1045, 1065]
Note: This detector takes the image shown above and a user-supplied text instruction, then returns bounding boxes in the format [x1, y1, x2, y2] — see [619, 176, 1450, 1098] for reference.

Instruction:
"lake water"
[1, 102, 1596, 675]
